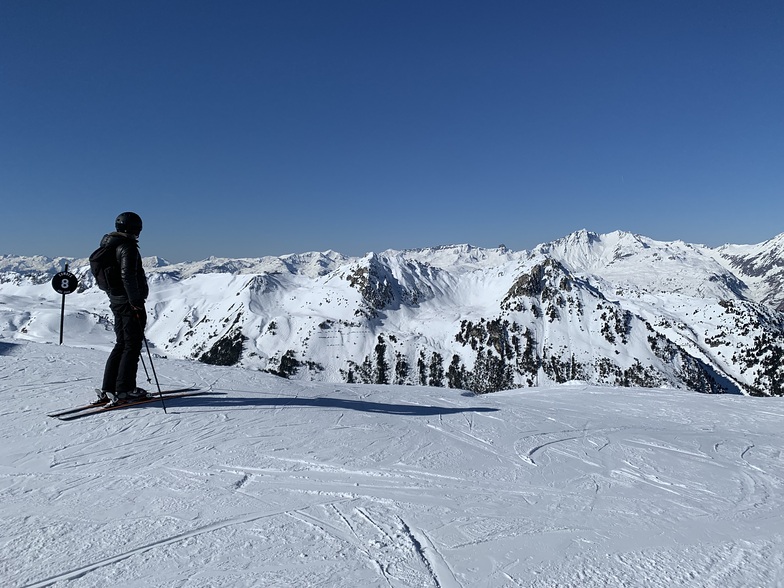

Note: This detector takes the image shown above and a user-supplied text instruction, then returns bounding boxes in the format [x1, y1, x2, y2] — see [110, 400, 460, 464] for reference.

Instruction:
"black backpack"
[89, 244, 119, 292]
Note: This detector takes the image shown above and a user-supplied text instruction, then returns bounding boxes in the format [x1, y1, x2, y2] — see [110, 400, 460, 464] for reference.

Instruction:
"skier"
[95, 212, 150, 405]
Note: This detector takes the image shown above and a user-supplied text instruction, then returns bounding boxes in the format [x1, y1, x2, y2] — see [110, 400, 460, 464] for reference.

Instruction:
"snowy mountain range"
[2, 230, 783, 396]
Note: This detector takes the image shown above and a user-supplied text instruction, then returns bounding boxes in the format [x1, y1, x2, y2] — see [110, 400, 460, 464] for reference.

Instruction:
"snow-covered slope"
[711, 233, 784, 311]
[2, 231, 783, 396]
[2, 341, 783, 587]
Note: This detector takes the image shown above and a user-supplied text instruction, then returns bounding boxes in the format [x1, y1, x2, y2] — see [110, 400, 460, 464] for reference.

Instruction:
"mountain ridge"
[1, 230, 783, 396]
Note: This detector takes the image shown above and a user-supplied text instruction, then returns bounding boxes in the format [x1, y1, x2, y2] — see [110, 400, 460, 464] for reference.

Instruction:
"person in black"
[98, 212, 150, 405]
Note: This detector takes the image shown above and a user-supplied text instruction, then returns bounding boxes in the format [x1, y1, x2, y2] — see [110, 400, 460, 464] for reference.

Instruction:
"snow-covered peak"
[390, 243, 518, 271]
[0, 254, 79, 274]
[715, 232, 784, 276]
[143, 255, 172, 268]
[533, 229, 637, 271]
[528, 230, 746, 301]
[709, 232, 784, 309]
[534, 229, 697, 271]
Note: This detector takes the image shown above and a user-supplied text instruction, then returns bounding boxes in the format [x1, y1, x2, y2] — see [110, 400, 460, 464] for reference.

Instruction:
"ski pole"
[142, 335, 166, 414]
[133, 308, 166, 413]
[139, 352, 151, 383]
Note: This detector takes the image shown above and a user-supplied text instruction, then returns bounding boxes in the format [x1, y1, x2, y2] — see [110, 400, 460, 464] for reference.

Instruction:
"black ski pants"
[102, 300, 146, 394]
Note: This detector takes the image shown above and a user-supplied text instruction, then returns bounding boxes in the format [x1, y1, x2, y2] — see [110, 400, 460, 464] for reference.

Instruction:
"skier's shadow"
[0, 341, 20, 356]
[171, 393, 498, 416]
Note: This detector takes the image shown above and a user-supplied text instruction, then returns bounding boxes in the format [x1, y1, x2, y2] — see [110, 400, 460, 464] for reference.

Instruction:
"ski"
[52, 389, 212, 421]
[47, 387, 201, 418]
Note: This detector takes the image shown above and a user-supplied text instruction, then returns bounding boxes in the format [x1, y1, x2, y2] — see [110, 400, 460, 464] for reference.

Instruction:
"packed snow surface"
[2, 341, 783, 587]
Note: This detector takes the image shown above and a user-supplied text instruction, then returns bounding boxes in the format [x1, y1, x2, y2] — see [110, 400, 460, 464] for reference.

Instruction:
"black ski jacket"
[100, 232, 149, 307]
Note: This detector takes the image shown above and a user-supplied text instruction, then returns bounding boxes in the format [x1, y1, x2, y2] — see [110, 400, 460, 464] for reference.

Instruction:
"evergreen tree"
[447, 354, 465, 389]
[417, 351, 427, 385]
[429, 352, 444, 387]
[375, 335, 389, 384]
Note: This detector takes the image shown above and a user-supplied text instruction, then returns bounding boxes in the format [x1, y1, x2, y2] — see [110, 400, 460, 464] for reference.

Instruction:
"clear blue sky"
[2, 1, 782, 262]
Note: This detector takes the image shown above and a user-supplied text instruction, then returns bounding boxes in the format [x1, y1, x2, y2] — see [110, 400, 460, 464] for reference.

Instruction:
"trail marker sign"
[51, 265, 79, 344]
[52, 271, 78, 295]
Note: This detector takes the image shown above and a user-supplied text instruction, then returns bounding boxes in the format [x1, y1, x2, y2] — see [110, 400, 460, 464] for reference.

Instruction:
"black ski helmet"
[115, 211, 143, 235]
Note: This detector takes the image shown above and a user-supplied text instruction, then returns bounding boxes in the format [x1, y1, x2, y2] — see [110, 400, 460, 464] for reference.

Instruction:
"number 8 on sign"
[52, 271, 78, 295]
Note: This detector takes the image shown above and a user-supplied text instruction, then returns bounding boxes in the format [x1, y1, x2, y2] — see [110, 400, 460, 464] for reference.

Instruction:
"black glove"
[130, 302, 146, 321]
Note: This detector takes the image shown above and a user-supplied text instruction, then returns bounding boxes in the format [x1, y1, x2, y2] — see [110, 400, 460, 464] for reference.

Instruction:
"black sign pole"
[51, 264, 79, 345]
[59, 264, 67, 344]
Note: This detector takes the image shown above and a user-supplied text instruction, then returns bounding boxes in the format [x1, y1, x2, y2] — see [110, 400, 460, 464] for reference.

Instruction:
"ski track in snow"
[1, 342, 784, 587]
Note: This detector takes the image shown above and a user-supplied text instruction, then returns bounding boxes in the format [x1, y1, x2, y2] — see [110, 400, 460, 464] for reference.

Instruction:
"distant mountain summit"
[2, 231, 783, 396]
[713, 233, 784, 311]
